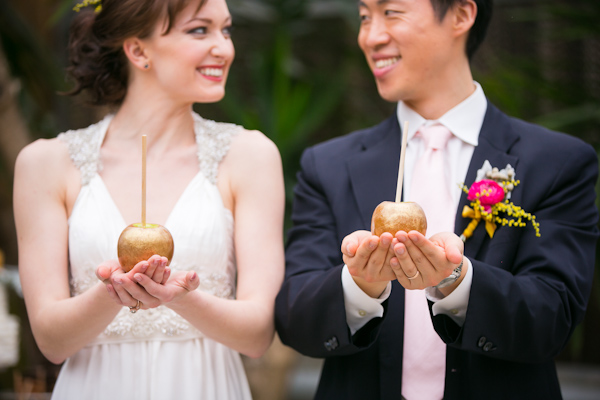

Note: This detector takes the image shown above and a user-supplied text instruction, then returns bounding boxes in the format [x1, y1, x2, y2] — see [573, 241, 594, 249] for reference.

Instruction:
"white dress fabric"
[51, 113, 252, 400]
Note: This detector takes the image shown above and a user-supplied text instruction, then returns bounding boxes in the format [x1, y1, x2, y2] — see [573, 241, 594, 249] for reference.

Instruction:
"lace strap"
[193, 113, 243, 185]
[58, 114, 239, 186]
[57, 116, 112, 186]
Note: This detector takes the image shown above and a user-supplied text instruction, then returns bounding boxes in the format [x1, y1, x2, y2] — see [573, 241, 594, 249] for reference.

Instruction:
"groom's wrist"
[351, 275, 389, 298]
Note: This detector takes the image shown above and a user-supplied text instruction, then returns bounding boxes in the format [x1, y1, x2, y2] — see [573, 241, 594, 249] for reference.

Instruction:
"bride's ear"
[123, 38, 151, 71]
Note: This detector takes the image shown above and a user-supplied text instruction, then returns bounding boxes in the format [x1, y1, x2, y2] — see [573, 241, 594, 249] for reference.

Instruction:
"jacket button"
[477, 337, 486, 347]
[324, 336, 338, 351]
[483, 342, 495, 352]
[330, 336, 338, 350]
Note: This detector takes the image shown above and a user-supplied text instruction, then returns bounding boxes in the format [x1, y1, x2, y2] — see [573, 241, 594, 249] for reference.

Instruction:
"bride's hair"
[66, 0, 207, 106]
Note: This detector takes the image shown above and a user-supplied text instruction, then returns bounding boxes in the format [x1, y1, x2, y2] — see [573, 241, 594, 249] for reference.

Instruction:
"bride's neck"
[107, 93, 196, 147]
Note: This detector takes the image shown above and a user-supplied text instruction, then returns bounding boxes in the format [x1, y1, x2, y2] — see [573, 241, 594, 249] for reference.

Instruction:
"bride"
[13, 0, 285, 399]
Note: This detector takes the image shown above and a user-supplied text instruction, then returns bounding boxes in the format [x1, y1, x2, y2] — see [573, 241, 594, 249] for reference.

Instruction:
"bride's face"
[142, 0, 234, 104]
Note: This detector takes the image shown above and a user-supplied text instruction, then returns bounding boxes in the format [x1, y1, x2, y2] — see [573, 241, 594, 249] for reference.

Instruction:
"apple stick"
[141, 135, 147, 228]
[395, 121, 409, 203]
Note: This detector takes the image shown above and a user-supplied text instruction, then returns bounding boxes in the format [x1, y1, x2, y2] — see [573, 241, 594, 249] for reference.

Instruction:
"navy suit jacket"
[275, 102, 599, 399]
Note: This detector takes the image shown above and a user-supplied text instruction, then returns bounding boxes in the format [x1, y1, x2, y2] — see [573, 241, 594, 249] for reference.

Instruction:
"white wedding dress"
[51, 113, 252, 400]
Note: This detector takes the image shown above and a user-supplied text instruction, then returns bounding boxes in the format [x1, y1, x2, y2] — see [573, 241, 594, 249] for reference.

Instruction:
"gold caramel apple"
[117, 223, 174, 272]
[371, 201, 427, 236]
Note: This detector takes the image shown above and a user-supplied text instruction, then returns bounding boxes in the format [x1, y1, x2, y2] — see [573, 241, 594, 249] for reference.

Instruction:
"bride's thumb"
[185, 271, 199, 291]
[96, 264, 111, 281]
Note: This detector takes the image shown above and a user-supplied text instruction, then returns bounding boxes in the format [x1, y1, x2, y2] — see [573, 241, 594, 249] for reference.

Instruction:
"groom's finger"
[346, 235, 379, 274]
[407, 232, 452, 279]
[369, 233, 393, 269]
[342, 236, 359, 257]
[392, 242, 424, 288]
[341, 230, 373, 258]
[363, 233, 395, 281]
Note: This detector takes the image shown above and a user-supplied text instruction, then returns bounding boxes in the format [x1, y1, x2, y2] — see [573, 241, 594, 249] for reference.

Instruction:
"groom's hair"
[430, 0, 493, 59]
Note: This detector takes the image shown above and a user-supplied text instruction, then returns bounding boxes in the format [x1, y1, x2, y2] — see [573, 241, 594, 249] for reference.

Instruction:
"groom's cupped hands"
[342, 230, 465, 295]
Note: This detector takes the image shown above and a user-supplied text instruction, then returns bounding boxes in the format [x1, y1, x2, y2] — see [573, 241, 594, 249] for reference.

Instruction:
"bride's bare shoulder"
[227, 128, 281, 165]
[15, 137, 74, 184]
[223, 128, 283, 197]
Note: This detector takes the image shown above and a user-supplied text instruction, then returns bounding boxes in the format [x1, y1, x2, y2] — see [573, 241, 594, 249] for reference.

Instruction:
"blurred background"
[0, 0, 599, 399]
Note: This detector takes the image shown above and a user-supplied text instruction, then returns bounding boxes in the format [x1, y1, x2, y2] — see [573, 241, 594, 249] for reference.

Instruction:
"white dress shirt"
[343, 82, 487, 335]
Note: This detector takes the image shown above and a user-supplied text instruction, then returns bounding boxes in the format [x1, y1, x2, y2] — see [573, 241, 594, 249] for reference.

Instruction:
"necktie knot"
[419, 124, 452, 151]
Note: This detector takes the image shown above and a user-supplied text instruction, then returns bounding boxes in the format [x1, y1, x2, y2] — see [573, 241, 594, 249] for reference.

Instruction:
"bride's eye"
[188, 26, 207, 35]
[222, 25, 234, 38]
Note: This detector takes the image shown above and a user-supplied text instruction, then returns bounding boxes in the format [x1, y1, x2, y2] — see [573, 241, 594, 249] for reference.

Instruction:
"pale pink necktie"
[401, 124, 454, 400]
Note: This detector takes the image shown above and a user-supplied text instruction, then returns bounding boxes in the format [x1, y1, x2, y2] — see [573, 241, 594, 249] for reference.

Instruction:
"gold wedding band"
[406, 270, 420, 280]
[129, 300, 141, 314]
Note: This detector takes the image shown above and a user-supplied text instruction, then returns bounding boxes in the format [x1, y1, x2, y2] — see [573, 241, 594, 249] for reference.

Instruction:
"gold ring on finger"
[406, 270, 420, 280]
[129, 300, 141, 314]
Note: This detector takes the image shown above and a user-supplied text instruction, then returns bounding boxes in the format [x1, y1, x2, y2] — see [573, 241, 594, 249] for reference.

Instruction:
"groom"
[275, 0, 599, 399]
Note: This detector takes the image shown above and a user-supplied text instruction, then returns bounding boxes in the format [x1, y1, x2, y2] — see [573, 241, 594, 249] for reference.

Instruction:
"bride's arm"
[131, 130, 285, 358]
[14, 139, 124, 364]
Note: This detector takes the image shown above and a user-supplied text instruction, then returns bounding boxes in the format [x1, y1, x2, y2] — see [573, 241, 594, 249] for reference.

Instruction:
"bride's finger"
[116, 276, 161, 308]
[105, 284, 121, 303]
[150, 257, 169, 283]
[184, 271, 200, 291]
[161, 267, 171, 285]
[134, 273, 168, 300]
[144, 256, 162, 279]
[96, 260, 123, 282]
[96, 264, 112, 282]
[112, 277, 138, 307]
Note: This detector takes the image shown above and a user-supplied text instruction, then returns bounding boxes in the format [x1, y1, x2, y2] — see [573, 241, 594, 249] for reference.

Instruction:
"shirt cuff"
[425, 257, 473, 326]
[341, 265, 391, 336]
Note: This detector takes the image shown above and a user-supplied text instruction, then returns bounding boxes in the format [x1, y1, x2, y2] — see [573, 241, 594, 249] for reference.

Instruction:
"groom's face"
[358, 0, 462, 104]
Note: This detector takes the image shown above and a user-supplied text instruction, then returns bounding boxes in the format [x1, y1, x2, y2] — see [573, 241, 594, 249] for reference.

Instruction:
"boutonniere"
[459, 160, 540, 242]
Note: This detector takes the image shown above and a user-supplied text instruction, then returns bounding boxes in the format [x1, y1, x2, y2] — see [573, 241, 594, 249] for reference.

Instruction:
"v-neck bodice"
[59, 113, 242, 343]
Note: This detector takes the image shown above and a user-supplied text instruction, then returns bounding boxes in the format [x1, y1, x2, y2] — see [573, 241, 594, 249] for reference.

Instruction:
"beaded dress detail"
[50, 113, 252, 400]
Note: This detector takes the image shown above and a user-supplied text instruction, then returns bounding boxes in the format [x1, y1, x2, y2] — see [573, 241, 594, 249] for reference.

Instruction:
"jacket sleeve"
[275, 148, 385, 358]
[433, 137, 599, 364]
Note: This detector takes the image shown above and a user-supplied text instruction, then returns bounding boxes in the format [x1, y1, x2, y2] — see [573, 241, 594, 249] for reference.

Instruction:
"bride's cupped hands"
[96, 255, 199, 311]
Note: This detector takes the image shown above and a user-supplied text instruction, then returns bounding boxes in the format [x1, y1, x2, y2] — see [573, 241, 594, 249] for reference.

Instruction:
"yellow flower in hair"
[73, 0, 102, 13]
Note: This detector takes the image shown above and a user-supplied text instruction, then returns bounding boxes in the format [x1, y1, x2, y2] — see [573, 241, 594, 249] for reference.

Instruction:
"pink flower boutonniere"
[459, 161, 541, 241]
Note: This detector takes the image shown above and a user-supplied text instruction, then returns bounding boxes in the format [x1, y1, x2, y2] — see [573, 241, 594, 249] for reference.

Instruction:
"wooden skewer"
[395, 121, 409, 203]
[142, 135, 147, 227]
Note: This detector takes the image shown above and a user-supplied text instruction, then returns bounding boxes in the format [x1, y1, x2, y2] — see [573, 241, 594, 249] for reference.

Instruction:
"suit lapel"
[346, 104, 521, 258]
[457, 103, 520, 257]
[346, 115, 402, 229]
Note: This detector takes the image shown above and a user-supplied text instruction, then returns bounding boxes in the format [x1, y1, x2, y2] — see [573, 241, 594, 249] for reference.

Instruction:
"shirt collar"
[396, 81, 487, 146]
